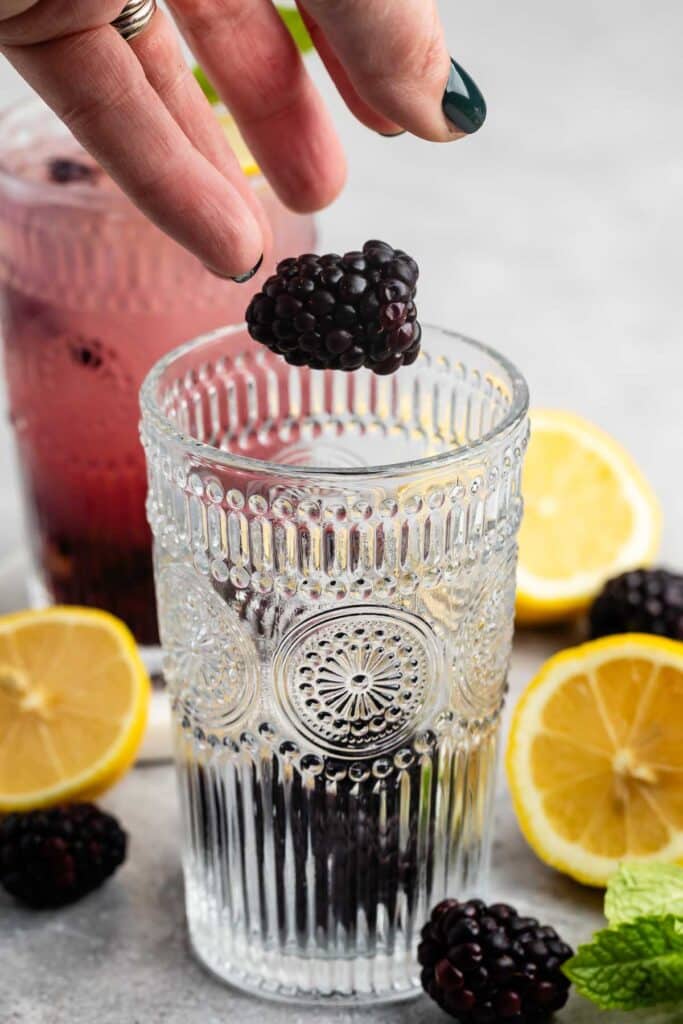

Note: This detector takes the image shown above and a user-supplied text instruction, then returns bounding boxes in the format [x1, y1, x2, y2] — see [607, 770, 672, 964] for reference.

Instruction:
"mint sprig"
[194, 5, 313, 107]
[565, 915, 683, 1010]
[564, 863, 683, 1010]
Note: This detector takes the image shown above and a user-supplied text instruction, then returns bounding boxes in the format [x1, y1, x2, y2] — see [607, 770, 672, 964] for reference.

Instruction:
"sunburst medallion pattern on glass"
[273, 604, 441, 757]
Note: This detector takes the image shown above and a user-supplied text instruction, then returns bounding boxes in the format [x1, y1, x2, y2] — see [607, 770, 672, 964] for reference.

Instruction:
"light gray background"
[1, 2, 682, 1021]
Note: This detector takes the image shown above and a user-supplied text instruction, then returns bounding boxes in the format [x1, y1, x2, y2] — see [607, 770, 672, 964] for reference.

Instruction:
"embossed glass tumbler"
[140, 324, 529, 1004]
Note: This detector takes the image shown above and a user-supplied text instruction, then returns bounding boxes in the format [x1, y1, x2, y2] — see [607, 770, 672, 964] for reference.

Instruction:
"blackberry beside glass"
[590, 568, 683, 641]
[246, 240, 421, 374]
[419, 899, 573, 1023]
[0, 804, 127, 908]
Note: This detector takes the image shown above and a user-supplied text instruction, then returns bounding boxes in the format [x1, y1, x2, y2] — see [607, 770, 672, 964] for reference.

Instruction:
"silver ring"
[111, 0, 157, 41]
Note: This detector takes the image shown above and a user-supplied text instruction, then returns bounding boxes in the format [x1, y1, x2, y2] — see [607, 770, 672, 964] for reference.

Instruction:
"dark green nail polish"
[230, 253, 263, 283]
[378, 129, 406, 138]
[442, 58, 486, 135]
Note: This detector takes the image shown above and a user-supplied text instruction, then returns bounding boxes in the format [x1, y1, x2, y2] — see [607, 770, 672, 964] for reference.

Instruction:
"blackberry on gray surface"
[589, 568, 683, 642]
[419, 899, 573, 1023]
[245, 240, 421, 374]
[0, 804, 127, 908]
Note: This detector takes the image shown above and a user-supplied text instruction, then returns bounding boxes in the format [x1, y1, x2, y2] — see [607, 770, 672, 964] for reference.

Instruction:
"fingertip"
[281, 154, 347, 214]
[252, 117, 347, 214]
[191, 186, 266, 279]
[203, 253, 264, 283]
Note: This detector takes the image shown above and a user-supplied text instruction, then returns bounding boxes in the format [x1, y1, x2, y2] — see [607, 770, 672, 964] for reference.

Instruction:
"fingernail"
[378, 129, 406, 138]
[204, 254, 264, 282]
[231, 253, 264, 283]
[442, 58, 486, 135]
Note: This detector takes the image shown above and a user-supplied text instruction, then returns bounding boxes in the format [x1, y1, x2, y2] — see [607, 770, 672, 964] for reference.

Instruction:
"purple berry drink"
[0, 99, 315, 645]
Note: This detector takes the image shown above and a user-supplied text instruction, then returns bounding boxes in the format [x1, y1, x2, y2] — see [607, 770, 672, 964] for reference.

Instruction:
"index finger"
[1, 25, 263, 277]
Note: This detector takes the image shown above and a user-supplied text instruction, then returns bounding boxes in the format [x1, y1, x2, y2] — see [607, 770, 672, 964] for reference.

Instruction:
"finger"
[0, 0, 40, 23]
[129, 6, 273, 251]
[1, 26, 263, 277]
[0, 0, 122, 44]
[296, 4, 403, 137]
[169, 0, 346, 214]
[297, 0, 484, 142]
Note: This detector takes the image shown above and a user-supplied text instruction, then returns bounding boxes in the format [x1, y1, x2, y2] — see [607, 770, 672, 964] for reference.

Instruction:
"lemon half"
[517, 410, 660, 623]
[0, 607, 150, 812]
[507, 634, 683, 886]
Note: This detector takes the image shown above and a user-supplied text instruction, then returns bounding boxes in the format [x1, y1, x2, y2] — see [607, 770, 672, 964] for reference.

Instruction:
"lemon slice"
[506, 634, 683, 886]
[0, 607, 150, 812]
[517, 410, 660, 624]
[218, 112, 259, 177]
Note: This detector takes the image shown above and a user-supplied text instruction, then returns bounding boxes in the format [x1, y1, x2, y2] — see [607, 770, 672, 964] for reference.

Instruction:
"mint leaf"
[606, 863, 683, 925]
[564, 915, 683, 1010]
[193, 6, 313, 106]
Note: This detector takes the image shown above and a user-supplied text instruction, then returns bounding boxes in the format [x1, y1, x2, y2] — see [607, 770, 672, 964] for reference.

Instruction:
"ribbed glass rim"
[0, 97, 265, 211]
[140, 322, 529, 480]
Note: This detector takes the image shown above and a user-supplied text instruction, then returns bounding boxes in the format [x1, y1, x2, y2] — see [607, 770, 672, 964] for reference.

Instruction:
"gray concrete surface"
[2, 0, 683, 1020]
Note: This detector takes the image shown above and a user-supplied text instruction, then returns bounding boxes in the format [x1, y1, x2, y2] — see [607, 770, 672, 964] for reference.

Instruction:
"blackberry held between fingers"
[0, 804, 127, 908]
[245, 240, 421, 375]
[419, 899, 573, 1023]
[589, 568, 683, 641]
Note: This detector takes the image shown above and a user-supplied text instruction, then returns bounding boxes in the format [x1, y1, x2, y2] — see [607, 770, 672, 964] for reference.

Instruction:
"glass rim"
[140, 322, 529, 480]
[0, 97, 265, 212]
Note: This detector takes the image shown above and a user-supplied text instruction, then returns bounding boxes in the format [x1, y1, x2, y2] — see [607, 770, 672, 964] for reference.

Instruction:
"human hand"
[0, 1, 485, 279]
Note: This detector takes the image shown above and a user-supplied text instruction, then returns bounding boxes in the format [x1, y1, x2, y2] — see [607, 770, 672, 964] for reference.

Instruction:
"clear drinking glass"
[140, 323, 529, 1003]
[0, 99, 315, 646]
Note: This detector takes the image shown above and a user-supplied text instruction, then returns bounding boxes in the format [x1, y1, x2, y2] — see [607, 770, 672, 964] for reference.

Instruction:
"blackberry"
[245, 240, 421, 375]
[47, 157, 97, 184]
[68, 337, 104, 369]
[419, 899, 573, 1022]
[589, 568, 683, 642]
[0, 804, 127, 908]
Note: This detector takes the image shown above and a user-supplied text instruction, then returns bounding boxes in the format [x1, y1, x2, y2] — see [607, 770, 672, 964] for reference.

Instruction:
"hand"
[0, 1, 471, 279]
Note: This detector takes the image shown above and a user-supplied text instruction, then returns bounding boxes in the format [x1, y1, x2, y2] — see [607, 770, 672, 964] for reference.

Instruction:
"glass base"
[177, 712, 498, 1005]
[189, 925, 422, 1005]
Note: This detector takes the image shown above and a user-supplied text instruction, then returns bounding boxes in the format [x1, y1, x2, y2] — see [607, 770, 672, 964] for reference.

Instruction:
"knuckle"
[137, 30, 193, 102]
[159, 62, 195, 107]
[60, 74, 147, 140]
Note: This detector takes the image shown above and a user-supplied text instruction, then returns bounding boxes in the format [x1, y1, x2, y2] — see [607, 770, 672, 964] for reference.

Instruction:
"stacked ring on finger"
[111, 0, 157, 42]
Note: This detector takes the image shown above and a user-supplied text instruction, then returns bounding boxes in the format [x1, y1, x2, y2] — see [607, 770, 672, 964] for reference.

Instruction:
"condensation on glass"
[140, 324, 529, 1004]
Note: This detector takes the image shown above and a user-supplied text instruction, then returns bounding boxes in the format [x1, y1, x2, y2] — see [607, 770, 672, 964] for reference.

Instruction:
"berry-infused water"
[0, 99, 315, 645]
[142, 324, 529, 1002]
